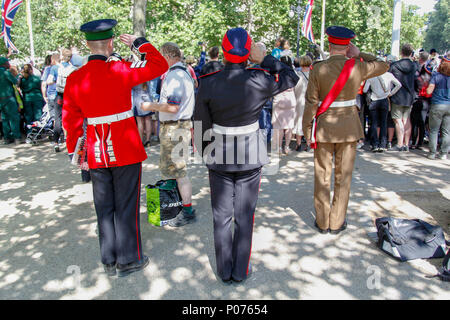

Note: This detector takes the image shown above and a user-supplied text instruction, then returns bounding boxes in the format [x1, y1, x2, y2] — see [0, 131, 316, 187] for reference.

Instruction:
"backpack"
[170, 65, 195, 86]
[375, 217, 447, 262]
[56, 62, 77, 93]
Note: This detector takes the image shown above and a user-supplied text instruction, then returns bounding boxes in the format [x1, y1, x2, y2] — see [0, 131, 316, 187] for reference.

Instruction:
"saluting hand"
[249, 42, 264, 65]
[119, 34, 138, 48]
[346, 42, 360, 59]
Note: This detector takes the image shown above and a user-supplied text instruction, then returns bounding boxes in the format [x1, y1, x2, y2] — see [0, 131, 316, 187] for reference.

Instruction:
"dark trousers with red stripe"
[208, 167, 262, 281]
[90, 162, 143, 265]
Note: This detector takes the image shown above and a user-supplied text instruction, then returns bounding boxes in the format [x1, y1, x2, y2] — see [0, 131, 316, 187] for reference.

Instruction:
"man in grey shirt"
[141, 42, 196, 227]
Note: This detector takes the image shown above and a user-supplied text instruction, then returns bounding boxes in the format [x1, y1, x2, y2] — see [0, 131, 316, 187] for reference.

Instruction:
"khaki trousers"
[314, 142, 357, 230]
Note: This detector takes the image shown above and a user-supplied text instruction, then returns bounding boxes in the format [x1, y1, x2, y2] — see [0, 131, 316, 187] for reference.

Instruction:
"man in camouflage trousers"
[141, 42, 196, 227]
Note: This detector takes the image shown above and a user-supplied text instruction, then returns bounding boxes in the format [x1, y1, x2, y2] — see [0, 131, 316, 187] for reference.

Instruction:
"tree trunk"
[133, 0, 148, 37]
[247, 0, 254, 34]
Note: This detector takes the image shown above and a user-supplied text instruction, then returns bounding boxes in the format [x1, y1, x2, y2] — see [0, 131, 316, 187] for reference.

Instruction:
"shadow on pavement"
[0, 142, 448, 299]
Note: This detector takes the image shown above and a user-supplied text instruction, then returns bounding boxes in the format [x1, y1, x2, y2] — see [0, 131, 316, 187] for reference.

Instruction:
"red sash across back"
[310, 58, 356, 149]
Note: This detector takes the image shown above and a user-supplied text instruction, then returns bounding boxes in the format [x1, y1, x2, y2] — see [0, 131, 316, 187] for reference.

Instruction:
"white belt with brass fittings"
[212, 121, 259, 135]
[87, 110, 134, 125]
[318, 99, 357, 108]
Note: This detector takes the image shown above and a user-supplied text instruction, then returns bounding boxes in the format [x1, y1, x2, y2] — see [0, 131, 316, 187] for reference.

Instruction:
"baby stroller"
[25, 104, 54, 145]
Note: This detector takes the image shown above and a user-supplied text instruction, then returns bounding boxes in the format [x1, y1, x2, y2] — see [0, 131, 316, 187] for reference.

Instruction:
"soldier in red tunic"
[62, 19, 168, 277]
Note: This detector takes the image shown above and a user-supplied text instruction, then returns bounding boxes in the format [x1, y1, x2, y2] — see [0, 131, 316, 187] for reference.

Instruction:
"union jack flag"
[301, 0, 315, 43]
[1, 0, 23, 52]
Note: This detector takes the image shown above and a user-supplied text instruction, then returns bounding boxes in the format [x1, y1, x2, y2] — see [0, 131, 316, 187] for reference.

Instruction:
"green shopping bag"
[146, 179, 183, 226]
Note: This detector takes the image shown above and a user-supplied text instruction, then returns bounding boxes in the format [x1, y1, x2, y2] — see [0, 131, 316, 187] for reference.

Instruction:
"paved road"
[0, 141, 449, 300]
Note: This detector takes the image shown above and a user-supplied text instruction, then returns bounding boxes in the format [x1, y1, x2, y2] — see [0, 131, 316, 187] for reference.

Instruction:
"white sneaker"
[438, 153, 447, 160]
[427, 153, 436, 160]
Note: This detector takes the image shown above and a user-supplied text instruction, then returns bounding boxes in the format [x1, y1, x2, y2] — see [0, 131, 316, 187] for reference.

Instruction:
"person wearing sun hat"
[302, 26, 389, 235]
[62, 18, 168, 277]
[194, 27, 299, 284]
[0, 56, 22, 145]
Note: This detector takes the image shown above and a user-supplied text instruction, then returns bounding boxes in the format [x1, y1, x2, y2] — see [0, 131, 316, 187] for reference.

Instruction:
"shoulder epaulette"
[312, 60, 324, 66]
[247, 67, 270, 75]
[311, 60, 325, 70]
[199, 70, 221, 79]
[107, 52, 122, 63]
[247, 67, 269, 72]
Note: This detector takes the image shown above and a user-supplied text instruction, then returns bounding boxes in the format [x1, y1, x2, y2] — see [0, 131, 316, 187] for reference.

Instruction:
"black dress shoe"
[314, 221, 329, 234]
[330, 221, 347, 235]
[232, 264, 252, 283]
[117, 255, 149, 277]
[103, 263, 116, 276]
[221, 278, 232, 285]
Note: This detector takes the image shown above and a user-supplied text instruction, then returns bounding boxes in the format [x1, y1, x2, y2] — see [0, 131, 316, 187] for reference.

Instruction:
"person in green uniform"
[0, 57, 21, 144]
[19, 64, 44, 128]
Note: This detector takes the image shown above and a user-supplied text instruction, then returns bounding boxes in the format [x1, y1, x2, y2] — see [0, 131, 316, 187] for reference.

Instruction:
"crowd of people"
[1, 39, 448, 160]
[0, 19, 448, 282]
[359, 45, 449, 160]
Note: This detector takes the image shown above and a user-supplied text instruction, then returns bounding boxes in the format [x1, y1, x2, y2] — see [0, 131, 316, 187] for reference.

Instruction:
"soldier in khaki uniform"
[303, 26, 389, 234]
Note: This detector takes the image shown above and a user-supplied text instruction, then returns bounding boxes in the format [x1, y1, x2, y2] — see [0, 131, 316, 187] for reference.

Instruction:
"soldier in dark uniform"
[194, 28, 299, 284]
[62, 19, 168, 277]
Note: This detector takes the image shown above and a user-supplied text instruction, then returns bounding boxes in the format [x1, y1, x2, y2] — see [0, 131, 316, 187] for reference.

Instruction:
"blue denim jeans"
[259, 107, 272, 143]
[368, 98, 389, 148]
[428, 104, 450, 154]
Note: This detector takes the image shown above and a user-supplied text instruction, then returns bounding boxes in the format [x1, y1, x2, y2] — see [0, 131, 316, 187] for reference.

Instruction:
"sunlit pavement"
[0, 141, 449, 299]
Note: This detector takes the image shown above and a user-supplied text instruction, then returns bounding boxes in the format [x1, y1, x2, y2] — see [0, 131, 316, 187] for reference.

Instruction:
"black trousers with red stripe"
[208, 167, 262, 281]
[90, 162, 143, 265]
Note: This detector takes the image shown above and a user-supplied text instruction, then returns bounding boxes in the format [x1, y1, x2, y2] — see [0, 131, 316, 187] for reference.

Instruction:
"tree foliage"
[1, 0, 430, 62]
[423, 0, 449, 53]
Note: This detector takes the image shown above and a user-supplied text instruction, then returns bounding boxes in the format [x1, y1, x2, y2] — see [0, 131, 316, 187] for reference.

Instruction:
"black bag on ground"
[375, 217, 447, 262]
[146, 179, 183, 226]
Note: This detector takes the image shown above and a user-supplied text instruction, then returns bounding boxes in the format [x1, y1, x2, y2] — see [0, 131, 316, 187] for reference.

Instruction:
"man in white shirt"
[363, 72, 402, 152]
[141, 42, 196, 227]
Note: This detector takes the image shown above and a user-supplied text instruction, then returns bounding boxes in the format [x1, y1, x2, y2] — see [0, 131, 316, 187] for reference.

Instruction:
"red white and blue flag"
[1, 0, 23, 52]
[301, 0, 315, 43]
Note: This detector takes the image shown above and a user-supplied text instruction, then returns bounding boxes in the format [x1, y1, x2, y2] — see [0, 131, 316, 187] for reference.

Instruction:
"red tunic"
[62, 40, 168, 169]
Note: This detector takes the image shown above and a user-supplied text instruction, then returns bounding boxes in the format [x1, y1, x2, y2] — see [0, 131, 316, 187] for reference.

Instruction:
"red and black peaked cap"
[326, 26, 356, 46]
[222, 28, 252, 64]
